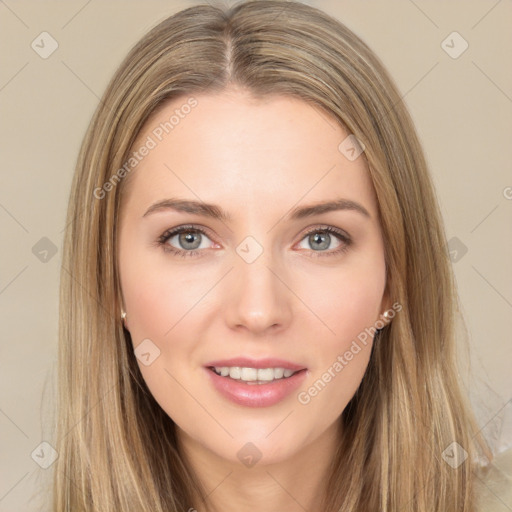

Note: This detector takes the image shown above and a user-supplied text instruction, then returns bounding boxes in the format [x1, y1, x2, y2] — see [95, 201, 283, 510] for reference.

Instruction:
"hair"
[52, 0, 491, 510]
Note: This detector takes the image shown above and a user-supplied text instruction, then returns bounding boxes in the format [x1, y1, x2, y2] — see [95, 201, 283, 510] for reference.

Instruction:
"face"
[118, 87, 390, 467]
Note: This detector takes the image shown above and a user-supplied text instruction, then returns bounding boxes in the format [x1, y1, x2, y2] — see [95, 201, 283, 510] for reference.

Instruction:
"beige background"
[1, 1, 511, 510]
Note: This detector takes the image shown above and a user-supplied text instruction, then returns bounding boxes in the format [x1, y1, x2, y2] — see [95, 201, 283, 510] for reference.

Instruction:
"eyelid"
[157, 224, 216, 243]
[299, 224, 351, 243]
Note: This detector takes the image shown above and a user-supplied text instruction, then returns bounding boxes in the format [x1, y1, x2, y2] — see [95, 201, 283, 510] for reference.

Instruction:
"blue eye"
[298, 226, 352, 258]
[157, 224, 352, 258]
[157, 225, 212, 258]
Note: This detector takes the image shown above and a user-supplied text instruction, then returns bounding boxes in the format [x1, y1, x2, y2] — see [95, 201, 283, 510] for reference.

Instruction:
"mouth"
[207, 365, 304, 385]
[203, 358, 308, 407]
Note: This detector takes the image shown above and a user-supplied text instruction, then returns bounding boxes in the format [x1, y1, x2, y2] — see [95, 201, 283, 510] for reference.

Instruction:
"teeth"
[274, 368, 285, 379]
[241, 367, 258, 380]
[213, 366, 299, 382]
[229, 367, 242, 379]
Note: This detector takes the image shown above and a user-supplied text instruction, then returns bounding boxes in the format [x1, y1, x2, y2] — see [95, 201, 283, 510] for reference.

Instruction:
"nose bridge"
[225, 234, 291, 333]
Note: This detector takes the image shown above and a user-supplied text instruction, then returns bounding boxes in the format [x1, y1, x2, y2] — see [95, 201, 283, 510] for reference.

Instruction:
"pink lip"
[204, 367, 308, 408]
[205, 357, 306, 371]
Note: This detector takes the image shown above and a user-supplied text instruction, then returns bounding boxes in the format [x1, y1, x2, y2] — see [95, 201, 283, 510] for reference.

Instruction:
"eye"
[156, 224, 352, 258]
[296, 226, 352, 258]
[157, 225, 214, 258]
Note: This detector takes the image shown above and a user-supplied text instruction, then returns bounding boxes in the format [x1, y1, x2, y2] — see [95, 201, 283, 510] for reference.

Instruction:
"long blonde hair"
[53, 1, 490, 510]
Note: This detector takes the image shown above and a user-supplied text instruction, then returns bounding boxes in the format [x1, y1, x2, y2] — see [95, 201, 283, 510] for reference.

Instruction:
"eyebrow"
[142, 197, 371, 221]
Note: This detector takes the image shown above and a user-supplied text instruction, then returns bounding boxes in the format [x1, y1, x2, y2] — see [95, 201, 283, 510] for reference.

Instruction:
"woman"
[53, 1, 495, 510]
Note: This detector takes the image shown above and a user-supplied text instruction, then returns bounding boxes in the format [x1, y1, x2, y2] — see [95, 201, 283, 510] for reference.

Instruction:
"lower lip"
[204, 367, 308, 408]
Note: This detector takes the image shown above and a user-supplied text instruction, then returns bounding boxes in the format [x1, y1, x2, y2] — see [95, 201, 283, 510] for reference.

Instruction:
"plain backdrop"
[0, 1, 511, 510]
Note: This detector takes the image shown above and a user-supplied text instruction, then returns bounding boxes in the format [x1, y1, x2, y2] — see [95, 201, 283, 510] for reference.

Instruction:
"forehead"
[120, 89, 377, 219]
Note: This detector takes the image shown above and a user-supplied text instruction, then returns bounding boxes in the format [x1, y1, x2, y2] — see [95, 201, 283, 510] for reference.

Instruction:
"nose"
[223, 247, 293, 335]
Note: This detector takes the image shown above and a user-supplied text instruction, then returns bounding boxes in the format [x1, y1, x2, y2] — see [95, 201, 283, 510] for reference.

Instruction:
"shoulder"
[474, 446, 512, 511]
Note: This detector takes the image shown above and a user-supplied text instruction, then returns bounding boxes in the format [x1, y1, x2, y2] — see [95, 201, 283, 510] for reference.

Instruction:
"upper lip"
[205, 357, 307, 371]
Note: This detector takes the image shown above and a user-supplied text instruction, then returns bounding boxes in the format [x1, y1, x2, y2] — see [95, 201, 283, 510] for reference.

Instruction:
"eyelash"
[156, 224, 352, 259]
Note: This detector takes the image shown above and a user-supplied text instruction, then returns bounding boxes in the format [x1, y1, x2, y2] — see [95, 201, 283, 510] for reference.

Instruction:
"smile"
[209, 366, 299, 384]
[205, 366, 308, 407]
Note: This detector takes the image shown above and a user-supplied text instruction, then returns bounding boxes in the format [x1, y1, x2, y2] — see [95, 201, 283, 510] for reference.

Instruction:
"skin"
[118, 86, 391, 512]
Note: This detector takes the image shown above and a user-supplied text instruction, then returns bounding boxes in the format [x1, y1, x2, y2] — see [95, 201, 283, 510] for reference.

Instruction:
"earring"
[121, 309, 127, 321]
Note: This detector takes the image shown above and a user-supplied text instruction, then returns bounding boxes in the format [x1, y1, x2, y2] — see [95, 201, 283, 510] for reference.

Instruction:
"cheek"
[295, 253, 385, 408]
[120, 256, 207, 417]
[333, 279, 383, 340]
[121, 250, 209, 342]
[302, 260, 386, 347]
[296, 276, 382, 417]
